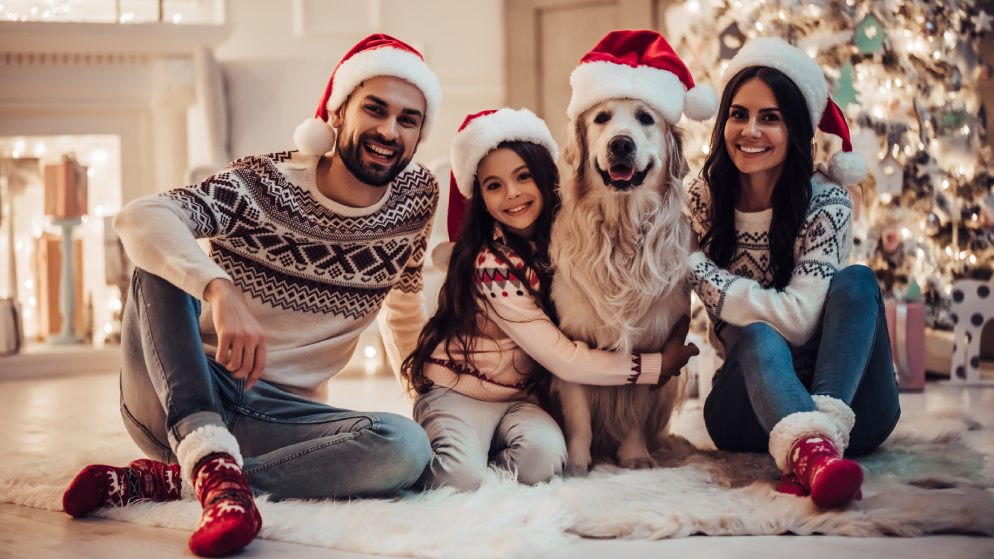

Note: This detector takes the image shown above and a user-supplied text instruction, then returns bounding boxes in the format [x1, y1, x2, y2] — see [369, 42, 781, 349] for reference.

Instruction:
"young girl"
[685, 38, 900, 508]
[402, 108, 697, 491]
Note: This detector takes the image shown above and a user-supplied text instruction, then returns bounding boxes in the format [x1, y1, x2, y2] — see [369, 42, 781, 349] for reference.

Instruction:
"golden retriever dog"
[549, 98, 692, 475]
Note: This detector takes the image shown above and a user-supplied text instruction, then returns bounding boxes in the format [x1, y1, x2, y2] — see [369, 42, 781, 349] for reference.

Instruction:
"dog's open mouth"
[597, 161, 654, 191]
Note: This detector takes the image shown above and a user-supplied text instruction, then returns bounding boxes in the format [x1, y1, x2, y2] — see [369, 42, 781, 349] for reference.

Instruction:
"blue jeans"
[118, 268, 431, 500]
[704, 265, 901, 456]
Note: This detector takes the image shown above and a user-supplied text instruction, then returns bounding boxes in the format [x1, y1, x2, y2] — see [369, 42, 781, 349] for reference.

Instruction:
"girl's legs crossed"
[493, 400, 566, 485]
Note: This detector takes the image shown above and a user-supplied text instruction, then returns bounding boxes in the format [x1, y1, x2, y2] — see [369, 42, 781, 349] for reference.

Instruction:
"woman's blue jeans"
[118, 268, 431, 500]
[703, 265, 901, 456]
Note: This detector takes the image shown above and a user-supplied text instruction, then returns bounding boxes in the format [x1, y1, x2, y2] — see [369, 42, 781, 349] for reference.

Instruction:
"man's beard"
[336, 131, 411, 187]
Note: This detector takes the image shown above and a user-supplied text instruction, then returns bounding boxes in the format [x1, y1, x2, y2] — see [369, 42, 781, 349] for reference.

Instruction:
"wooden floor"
[0, 370, 992, 558]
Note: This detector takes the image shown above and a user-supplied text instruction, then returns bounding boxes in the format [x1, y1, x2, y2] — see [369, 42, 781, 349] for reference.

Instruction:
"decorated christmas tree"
[667, 0, 994, 329]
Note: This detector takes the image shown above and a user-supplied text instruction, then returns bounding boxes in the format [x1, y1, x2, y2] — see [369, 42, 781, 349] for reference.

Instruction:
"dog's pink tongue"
[609, 167, 634, 182]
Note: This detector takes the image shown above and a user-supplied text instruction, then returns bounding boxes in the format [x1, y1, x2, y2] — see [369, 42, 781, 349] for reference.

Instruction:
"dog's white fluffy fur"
[550, 99, 691, 474]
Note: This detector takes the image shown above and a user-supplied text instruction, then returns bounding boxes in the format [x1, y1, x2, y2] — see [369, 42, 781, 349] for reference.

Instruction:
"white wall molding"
[0, 21, 231, 200]
[0, 21, 230, 57]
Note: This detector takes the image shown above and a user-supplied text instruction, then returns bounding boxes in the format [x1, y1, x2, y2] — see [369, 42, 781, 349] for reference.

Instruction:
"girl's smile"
[477, 148, 544, 239]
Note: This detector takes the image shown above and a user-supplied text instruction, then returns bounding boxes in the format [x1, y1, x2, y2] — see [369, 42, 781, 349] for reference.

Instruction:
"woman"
[685, 37, 900, 508]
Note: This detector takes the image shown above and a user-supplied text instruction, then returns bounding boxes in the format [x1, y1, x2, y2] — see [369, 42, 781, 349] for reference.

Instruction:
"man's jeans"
[704, 265, 901, 456]
[119, 268, 431, 499]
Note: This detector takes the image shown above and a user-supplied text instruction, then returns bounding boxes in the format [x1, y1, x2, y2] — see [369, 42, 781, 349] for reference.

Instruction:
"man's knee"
[374, 414, 432, 487]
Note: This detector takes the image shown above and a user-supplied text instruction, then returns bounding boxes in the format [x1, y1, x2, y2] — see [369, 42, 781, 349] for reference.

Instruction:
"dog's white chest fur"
[546, 98, 691, 474]
[550, 196, 691, 354]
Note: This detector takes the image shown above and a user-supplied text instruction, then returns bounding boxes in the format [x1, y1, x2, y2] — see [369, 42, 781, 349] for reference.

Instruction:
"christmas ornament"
[855, 13, 886, 55]
[972, 11, 993, 33]
[876, 152, 904, 198]
[834, 62, 860, 109]
[719, 22, 746, 60]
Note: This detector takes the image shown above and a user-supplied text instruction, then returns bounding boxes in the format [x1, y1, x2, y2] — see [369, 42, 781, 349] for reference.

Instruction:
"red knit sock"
[187, 453, 261, 557]
[62, 458, 182, 518]
[789, 434, 863, 508]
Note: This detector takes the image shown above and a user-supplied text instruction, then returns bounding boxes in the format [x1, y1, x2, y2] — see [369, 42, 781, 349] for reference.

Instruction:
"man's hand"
[657, 314, 699, 387]
[204, 279, 267, 389]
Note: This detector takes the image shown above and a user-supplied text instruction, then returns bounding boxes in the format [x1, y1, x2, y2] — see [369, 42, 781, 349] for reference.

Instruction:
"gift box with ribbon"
[884, 281, 926, 392]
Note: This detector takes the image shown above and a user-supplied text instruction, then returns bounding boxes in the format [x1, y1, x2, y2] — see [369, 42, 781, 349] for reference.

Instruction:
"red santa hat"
[446, 108, 558, 241]
[567, 29, 718, 124]
[722, 37, 868, 185]
[293, 34, 442, 156]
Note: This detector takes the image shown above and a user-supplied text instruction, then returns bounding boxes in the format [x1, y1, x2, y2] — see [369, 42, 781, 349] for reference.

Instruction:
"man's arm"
[114, 193, 230, 300]
[378, 288, 427, 379]
[115, 172, 267, 385]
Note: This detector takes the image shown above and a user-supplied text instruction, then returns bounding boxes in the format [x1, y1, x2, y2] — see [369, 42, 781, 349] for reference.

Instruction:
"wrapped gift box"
[884, 300, 926, 391]
[924, 327, 954, 376]
[34, 233, 85, 339]
[44, 157, 88, 218]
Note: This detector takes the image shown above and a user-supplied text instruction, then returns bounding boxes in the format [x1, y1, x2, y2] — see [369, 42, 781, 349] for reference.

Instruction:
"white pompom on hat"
[446, 108, 558, 242]
[722, 37, 867, 185]
[567, 29, 718, 124]
[293, 33, 442, 156]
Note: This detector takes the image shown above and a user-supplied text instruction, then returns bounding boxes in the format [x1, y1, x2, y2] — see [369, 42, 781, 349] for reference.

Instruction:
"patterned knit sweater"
[423, 225, 665, 402]
[114, 151, 438, 401]
[684, 171, 852, 350]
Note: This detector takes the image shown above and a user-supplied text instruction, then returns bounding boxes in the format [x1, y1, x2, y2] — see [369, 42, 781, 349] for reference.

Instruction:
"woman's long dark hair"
[700, 66, 815, 290]
[401, 141, 561, 395]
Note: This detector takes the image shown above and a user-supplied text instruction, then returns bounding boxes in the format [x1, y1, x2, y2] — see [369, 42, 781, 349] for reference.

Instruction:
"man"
[62, 34, 441, 557]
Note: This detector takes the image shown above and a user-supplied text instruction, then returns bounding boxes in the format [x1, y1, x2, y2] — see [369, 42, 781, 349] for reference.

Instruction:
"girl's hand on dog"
[658, 315, 699, 386]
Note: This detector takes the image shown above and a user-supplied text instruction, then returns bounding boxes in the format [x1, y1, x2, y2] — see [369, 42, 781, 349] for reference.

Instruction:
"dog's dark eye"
[637, 112, 654, 126]
[593, 112, 610, 124]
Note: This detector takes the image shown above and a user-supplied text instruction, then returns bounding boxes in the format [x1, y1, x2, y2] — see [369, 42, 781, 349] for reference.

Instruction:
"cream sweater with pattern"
[684, 172, 853, 350]
[424, 225, 664, 402]
[115, 151, 437, 402]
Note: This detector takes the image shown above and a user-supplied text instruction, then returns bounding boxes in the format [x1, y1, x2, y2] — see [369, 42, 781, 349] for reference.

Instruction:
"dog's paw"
[565, 461, 591, 477]
[619, 456, 657, 470]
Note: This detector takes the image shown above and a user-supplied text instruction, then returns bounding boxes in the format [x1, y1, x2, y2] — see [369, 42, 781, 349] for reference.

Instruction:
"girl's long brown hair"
[401, 141, 560, 395]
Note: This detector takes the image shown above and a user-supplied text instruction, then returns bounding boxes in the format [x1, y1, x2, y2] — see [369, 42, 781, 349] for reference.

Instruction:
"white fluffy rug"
[2, 407, 992, 559]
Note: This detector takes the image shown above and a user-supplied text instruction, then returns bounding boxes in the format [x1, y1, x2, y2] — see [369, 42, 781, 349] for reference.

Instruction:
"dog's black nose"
[608, 136, 635, 157]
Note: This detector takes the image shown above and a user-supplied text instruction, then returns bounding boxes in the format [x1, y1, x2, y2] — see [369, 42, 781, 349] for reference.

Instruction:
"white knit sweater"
[685, 171, 853, 350]
[115, 151, 437, 401]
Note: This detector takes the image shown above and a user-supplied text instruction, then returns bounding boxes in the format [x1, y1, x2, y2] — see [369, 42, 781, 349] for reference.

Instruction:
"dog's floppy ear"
[563, 118, 588, 179]
[560, 117, 589, 204]
[666, 125, 690, 182]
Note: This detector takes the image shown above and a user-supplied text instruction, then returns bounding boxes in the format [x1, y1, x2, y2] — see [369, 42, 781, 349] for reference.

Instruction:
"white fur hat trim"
[450, 108, 558, 199]
[722, 37, 828, 129]
[326, 46, 442, 141]
[569, 60, 687, 123]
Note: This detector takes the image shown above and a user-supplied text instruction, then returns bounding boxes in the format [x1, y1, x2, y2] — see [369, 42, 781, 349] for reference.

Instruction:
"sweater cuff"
[633, 352, 663, 385]
[687, 250, 709, 271]
[184, 267, 233, 301]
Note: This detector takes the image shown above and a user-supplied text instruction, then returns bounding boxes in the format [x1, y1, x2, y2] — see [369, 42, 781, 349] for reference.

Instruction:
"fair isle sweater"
[423, 225, 665, 402]
[684, 172, 853, 351]
[115, 151, 438, 402]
